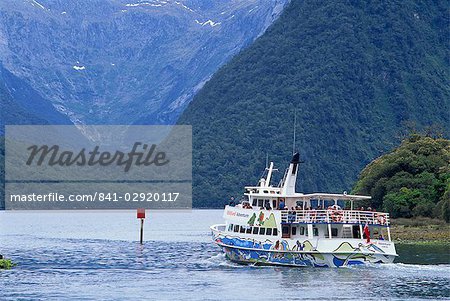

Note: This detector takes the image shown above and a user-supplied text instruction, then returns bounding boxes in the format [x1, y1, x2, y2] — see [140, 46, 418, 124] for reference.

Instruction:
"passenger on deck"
[310, 207, 317, 222]
[279, 200, 285, 210]
[243, 203, 253, 209]
[288, 210, 296, 223]
[317, 207, 325, 222]
[330, 204, 341, 210]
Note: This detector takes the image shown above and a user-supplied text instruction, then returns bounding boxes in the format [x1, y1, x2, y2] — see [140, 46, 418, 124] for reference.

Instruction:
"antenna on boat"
[265, 152, 269, 169]
[292, 109, 297, 155]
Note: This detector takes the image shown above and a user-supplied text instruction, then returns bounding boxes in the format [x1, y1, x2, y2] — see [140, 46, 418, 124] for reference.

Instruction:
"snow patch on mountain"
[73, 65, 86, 70]
[29, 0, 47, 10]
[125, 2, 163, 7]
[249, 6, 258, 13]
[195, 19, 221, 27]
[174, 1, 194, 12]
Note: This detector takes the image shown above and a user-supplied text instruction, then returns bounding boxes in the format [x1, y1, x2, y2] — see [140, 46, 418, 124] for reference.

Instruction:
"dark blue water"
[0, 210, 449, 300]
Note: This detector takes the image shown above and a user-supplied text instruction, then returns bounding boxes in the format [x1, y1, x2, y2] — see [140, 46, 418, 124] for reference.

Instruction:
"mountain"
[0, 63, 74, 209]
[0, 0, 289, 126]
[178, 0, 450, 207]
[0, 65, 72, 133]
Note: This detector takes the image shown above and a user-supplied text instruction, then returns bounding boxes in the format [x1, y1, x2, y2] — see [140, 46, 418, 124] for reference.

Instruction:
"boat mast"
[266, 162, 274, 187]
[292, 109, 297, 155]
[281, 109, 302, 195]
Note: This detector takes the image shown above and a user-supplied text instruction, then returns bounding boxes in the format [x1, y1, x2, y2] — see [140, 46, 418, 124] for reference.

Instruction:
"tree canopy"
[353, 134, 450, 221]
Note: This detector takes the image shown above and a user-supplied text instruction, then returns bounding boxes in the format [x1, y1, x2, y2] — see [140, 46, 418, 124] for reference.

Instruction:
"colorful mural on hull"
[247, 212, 277, 227]
[214, 235, 394, 267]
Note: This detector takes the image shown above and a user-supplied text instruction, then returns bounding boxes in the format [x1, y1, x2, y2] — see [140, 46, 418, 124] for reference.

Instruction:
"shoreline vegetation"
[0, 258, 15, 270]
[353, 134, 450, 226]
[391, 218, 450, 244]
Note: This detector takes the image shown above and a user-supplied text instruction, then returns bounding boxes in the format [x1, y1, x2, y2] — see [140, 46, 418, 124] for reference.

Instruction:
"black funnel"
[291, 152, 300, 164]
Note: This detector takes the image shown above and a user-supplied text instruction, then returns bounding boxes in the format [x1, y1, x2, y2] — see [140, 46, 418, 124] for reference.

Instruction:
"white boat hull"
[212, 225, 396, 268]
[218, 244, 396, 267]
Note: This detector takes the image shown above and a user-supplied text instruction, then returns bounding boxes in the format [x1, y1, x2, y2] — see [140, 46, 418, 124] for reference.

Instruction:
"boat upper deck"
[226, 155, 390, 228]
[280, 209, 390, 226]
[225, 205, 390, 227]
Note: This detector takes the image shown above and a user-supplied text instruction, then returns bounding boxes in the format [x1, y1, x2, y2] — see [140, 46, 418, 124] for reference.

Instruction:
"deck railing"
[280, 209, 390, 226]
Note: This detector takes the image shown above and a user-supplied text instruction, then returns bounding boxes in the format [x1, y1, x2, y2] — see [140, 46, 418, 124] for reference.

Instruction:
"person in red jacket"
[364, 223, 370, 243]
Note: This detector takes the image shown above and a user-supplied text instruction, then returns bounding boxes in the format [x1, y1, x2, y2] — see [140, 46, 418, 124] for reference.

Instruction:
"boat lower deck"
[211, 223, 398, 268]
[220, 244, 396, 267]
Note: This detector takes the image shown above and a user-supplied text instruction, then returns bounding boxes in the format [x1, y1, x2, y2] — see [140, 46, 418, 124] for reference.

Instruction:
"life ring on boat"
[377, 214, 386, 225]
[332, 210, 343, 222]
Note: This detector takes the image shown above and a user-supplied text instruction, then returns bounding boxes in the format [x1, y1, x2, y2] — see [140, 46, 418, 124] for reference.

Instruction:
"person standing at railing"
[363, 223, 370, 243]
[310, 208, 317, 222]
[317, 205, 323, 222]
[288, 210, 296, 223]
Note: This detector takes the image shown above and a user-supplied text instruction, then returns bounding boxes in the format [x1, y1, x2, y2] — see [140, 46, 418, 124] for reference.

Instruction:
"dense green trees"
[353, 134, 450, 221]
[178, 0, 449, 207]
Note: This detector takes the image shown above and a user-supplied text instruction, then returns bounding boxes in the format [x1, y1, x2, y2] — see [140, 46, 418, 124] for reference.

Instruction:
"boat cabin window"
[313, 227, 319, 236]
[331, 228, 338, 237]
[264, 199, 270, 208]
[292, 226, 297, 236]
[352, 225, 360, 238]
[228, 224, 233, 231]
[282, 226, 290, 238]
[257, 199, 264, 207]
[272, 200, 277, 208]
[299, 226, 306, 235]
[237, 226, 278, 236]
[252, 199, 257, 207]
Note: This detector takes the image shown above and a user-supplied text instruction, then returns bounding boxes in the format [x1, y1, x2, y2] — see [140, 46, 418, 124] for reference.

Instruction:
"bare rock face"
[0, 0, 289, 125]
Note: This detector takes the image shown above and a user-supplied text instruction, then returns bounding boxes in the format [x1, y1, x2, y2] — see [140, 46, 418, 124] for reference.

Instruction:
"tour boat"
[210, 153, 398, 267]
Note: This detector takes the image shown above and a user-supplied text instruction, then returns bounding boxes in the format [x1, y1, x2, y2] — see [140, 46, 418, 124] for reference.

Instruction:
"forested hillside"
[353, 134, 449, 222]
[178, 0, 450, 207]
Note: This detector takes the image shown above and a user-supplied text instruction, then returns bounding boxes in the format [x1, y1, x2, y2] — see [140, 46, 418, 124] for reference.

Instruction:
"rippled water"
[0, 210, 449, 300]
